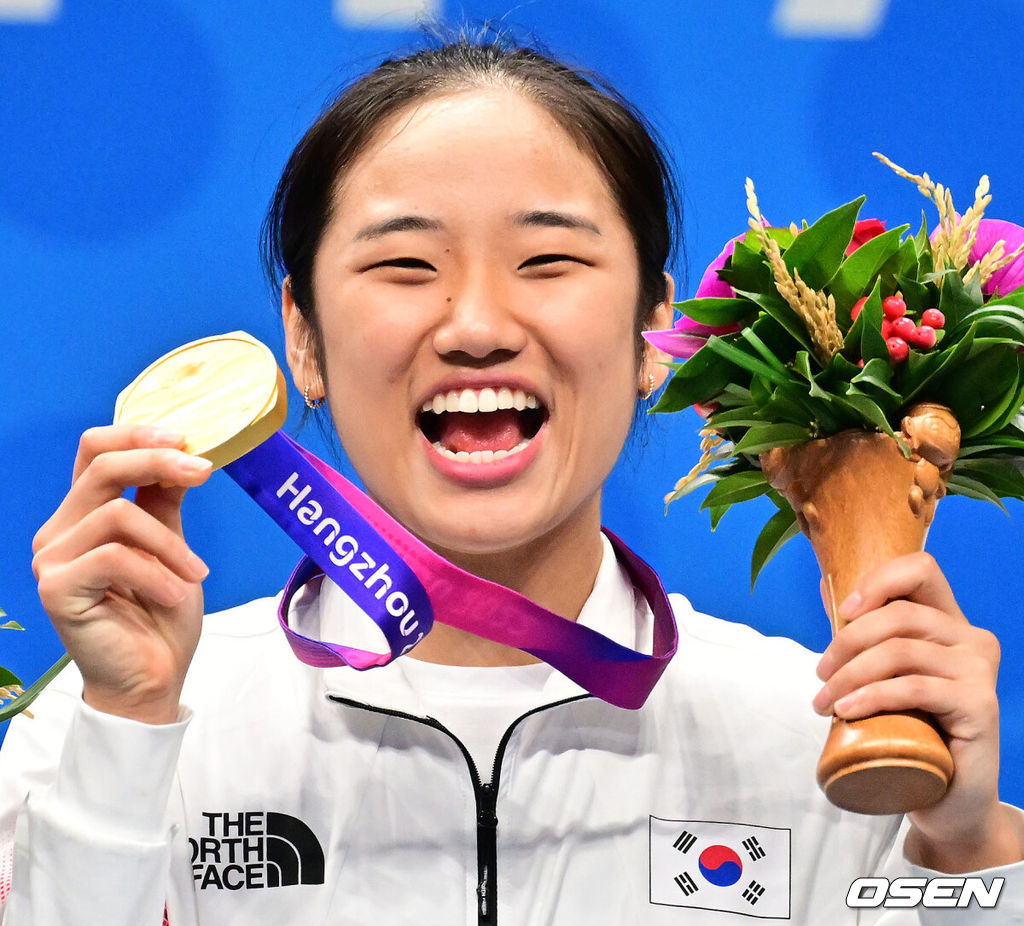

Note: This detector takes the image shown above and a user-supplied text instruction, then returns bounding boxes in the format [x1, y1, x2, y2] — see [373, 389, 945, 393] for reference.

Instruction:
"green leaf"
[0, 654, 72, 723]
[953, 458, 1024, 499]
[830, 226, 908, 317]
[967, 367, 1024, 438]
[733, 422, 811, 455]
[739, 326, 790, 373]
[851, 357, 900, 400]
[703, 336, 794, 387]
[930, 347, 1021, 433]
[0, 621, 23, 631]
[743, 225, 796, 251]
[913, 211, 932, 262]
[652, 345, 736, 413]
[899, 325, 976, 403]
[0, 667, 22, 688]
[671, 297, 756, 327]
[700, 469, 770, 510]
[842, 279, 887, 363]
[945, 473, 1008, 511]
[751, 504, 800, 589]
[893, 273, 933, 314]
[733, 287, 816, 356]
[831, 387, 898, 438]
[707, 407, 764, 429]
[708, 504, 730, 530]
[783, 196, 866, 290]
[717, 240, 771, 293]
[937, 270, 984, 330]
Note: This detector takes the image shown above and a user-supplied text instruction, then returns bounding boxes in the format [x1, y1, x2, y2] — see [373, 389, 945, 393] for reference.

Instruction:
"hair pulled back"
[262, 34, 681, 373]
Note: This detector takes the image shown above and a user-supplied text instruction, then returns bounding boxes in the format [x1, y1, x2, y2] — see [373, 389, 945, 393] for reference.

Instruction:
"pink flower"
[970, 218, 1024, 298]
[642, 316, 741, 360]
[642, 233, 752, 359]
[694, 234, 743, 299]
[846, 218, 886, 255]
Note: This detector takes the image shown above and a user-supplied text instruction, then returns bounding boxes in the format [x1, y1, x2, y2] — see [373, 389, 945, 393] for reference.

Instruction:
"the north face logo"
[190, 812, 325, 890]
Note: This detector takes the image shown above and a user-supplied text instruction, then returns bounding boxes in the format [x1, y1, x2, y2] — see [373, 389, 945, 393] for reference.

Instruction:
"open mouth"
[417, 386, 548, 463]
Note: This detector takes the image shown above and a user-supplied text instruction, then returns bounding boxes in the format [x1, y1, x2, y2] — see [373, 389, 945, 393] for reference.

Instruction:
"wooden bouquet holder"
[761, 403, 961, 815]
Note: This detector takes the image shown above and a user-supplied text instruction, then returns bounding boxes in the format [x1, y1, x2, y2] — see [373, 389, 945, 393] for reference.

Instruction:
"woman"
[1, 37, 1021, 924]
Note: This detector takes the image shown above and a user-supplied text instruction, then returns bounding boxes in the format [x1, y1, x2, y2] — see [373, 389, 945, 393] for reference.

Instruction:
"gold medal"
[114, 331, 288, 469]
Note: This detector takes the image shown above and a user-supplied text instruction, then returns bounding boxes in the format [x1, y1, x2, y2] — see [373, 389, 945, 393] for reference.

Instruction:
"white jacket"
[1, 540, 1021, 925]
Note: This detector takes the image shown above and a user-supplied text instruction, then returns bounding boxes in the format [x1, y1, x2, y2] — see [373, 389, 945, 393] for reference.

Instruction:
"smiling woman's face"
[284, 86, 668, 563]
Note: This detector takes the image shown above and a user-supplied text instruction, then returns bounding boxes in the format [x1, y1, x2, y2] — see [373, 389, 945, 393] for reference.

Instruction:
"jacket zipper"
[327, 693, 589, 925]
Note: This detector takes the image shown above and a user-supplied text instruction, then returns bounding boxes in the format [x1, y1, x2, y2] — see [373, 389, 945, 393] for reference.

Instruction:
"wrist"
[908, 803, 1024, 873]
[83, 685, 183, 726]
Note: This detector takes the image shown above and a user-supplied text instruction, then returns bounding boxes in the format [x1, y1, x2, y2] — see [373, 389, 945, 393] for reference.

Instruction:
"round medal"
[114, 331, 287, 469]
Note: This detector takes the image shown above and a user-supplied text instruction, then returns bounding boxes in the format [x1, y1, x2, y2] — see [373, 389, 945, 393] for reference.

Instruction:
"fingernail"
[145, 426, 185, 445]
[180, 455, 213, 474]
[816, 651, 835, 680]
[839, 591, 862, 620]
[812, 689, 831, 715]
[188, 551, 210, 581]
[834, 692, 857, 715]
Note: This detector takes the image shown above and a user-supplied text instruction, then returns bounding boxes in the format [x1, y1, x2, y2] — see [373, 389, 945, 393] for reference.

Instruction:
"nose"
[431, 266, 527, 364]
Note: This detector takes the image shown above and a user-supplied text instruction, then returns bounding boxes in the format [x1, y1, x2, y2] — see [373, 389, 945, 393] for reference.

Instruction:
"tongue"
[437, 410, 527, 453]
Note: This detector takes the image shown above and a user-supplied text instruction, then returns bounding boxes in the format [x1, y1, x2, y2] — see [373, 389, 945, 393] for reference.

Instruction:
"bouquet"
[647, 154, 1024, 813]
[648, 153, 1024, 587]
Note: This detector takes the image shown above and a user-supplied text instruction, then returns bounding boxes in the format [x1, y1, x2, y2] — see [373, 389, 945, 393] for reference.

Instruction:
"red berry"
[909, 325, 937, 349]
[857, 359, 865, 367]
[887, 336, 909, 362]
[882, 295, 907, 319]
[881, 318, 894, 339]
[922, 308, 945, 329]
[891, 316, 916, 340]
[850, 297, 868, 321]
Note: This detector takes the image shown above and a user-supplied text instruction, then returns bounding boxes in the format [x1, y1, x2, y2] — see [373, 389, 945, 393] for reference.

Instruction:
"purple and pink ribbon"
[224, 431, 677, 709]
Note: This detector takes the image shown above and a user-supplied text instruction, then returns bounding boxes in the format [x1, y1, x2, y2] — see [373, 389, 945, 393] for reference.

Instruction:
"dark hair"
[262, 33, 681, 381]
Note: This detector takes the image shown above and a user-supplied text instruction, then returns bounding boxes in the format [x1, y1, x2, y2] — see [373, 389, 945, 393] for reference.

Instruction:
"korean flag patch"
[650, 817, 791, 918]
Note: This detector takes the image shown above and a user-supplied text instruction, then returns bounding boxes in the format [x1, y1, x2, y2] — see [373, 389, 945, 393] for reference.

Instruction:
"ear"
[282, 277, 323, 402]
[640, 271, 676, 392]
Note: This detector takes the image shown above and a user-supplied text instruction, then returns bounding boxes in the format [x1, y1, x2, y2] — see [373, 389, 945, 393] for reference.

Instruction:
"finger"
[813, 636, 969, 715]
[828, 675, 997, 734]
[43, 448, 212, 542]
[33, 497, 208, 584]
[71, 424, 186, 484]
[37, 543, 194, 617]
[839, 551, 963, 624]
[818, 599, 961, 679]
[134, 484, 188, 534]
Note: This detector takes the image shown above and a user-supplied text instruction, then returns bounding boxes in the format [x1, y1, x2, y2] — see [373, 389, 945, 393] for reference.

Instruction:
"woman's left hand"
[813, 551, 1023, 872]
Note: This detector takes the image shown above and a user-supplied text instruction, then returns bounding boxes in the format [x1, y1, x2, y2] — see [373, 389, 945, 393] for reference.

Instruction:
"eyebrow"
[353, 215, 444, 241]
[513, 210, 602, 235]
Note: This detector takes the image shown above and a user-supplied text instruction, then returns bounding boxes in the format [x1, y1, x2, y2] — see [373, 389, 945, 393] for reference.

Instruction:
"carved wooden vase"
[760, 403, 960, 815]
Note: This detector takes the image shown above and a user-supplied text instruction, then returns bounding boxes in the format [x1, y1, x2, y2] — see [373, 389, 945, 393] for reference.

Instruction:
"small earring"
[303, 384, 324, 410]
[640, 372, 656, 400]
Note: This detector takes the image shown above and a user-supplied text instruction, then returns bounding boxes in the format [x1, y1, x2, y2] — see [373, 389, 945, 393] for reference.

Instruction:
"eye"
[517, 254, 590, 276]
[362, 257, 437, 282]
[368, 257, 436, 271]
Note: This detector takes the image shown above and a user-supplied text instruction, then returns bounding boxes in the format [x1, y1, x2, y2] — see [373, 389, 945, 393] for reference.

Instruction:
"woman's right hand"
[31, 425, 214, 725]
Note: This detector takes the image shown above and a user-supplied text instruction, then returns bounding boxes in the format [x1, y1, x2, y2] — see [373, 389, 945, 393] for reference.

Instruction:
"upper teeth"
[421, 387, 540, 414]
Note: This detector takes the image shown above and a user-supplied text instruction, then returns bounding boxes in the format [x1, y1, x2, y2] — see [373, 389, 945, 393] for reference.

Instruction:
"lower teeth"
[432, 440, 531, 463]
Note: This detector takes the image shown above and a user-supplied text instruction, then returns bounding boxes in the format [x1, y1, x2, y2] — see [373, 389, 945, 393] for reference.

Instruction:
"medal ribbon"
[224, 431, 677, 709]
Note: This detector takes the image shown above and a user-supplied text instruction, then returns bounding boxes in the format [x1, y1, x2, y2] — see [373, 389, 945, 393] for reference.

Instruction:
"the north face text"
[190, 812, 325, 890]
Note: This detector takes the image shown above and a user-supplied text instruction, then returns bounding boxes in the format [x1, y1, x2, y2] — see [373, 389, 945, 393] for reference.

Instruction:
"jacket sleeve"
[860, 811, 1024, 924]
[0, 667, 191, 926]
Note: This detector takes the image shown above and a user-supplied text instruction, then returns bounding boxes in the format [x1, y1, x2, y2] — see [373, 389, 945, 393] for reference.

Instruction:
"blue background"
[1, 1, 1022, 805]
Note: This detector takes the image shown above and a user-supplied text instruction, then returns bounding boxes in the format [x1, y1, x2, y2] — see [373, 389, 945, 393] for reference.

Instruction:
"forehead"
[330, 86, 621, 225]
